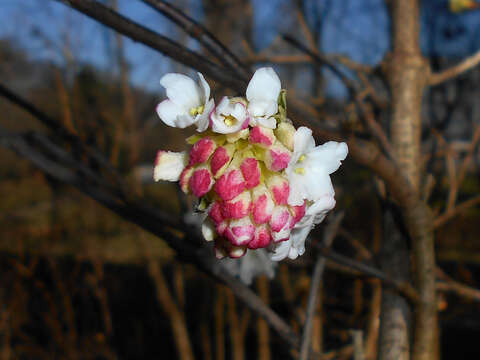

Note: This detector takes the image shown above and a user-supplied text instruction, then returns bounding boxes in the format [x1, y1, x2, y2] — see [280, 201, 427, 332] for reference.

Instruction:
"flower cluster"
[153, 67, 347, 261]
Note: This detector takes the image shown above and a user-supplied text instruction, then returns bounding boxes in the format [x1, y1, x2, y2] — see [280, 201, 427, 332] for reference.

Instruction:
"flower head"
[153, 67, 347, 263]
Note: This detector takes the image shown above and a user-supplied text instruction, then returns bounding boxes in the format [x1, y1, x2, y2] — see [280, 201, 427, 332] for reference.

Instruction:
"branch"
[55, 0, 246, 92]
[429, 50, 480, 86]
[315, 245, 419, 304]
[0, 83, 120, 181]
[140, 0, 251, 81]
[299, 212, 344, 360]
[436, 267, 480, 302]
[283, 36, 396, 163]
[433, 194, 480, 229]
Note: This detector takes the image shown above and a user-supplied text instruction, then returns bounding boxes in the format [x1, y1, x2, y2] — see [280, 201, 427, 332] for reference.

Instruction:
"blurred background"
[1, 0, 480, 359]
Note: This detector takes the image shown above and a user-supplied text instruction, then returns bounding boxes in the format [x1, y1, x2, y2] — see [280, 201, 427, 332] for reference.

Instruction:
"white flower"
[270, 196, 336, 261]
[156, 72, 214, 132]
[210, 97, 248, 134]
[222, 249, 276, 285]
[246, 67, 281, 129]
[153, 151, 188, 182]
[286, 127, 348, 206]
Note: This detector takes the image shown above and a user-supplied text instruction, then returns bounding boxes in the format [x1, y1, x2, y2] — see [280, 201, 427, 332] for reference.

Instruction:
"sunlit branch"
[141, 0, 251, 81]
[55, 0, 246, 92]
[283, 35, 396, 163]
[429, 49, 480, 86]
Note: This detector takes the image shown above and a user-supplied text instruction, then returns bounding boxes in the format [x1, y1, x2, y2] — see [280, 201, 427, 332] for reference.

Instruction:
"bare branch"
[283, 36, 396, 163]
[0, 83, 120, 180]
[315, 245, 419, 304]
[140, 0, 251, 81]
[55, 0, 246, 92]
[299, 212, 344, 360]
[429, 50, 480, 86]
[436, 267, 480, 302]
[434, 194, 480, 229]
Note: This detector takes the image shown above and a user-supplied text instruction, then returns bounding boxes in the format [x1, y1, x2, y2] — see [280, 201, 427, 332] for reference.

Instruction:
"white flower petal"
[231, 103, 247, 122]
[257, 116, 277, 129]
[156, 100, 194, 128]
[248, 99, 278, 118]
[197, 72, 210, 104]
[304, 171, 335, 201]
[195, 98, 215, 132]
[160, 73, 201, 110]
[246, 67, 281, 104]
[308, 195, 336, 217]
[308, 141, 348, 174]
[288, 246, 299, 260]
[287, 184, 305, 206]
[153, 151, 187, 182]
[293, 126, 316, 156]
[291, 225, 310, 253]
[270, 239, 292, 261]
[222, 249, 276, 284]
[201, 219, 216, 241]
[216, 96, 230, 114]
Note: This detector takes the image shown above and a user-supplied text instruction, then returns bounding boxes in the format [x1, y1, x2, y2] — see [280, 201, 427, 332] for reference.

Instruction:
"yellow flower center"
[298, 154, 306, 162]
[189, 105, 205, 116]
[294, 167, 305, 175]
[224, 115, 237, 127]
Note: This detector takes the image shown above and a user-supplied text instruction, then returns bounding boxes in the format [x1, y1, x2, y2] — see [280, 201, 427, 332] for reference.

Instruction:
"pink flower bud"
[274, 122, 295, 151]
[248, 224, 272, 249]
[214, 238, 228, 259]
[266, 175, 290, 205]
[216, 220, 228, 236]
[289, 201, 306, 228]
[270, 206, 292, 233]
[240, 157, 260, 189]
[179, 166, 194, 194]
[214, 236, 247, 258]
[221, 191, 252, 219]
[251, 185, 274, 224]
[225, 217, 255, 246]
[214, 168, 246, 201]
[228, 245, 247, 258]
[189, 166, 213, 197]
[249, 126, 275, 148]
[210, 144, 235, 178]
[264, 142, 291, 171]
[209, 201, 225, 225]
[188, 137, 216, 166]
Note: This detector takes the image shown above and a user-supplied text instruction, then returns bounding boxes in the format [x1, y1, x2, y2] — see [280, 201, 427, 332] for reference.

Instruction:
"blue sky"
[1, 0, 480, 96]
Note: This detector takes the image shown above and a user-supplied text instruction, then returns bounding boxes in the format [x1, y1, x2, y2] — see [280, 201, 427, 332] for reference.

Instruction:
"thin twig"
[299, 212, 344, 360]
[141, 0, 250, 80]
[147, 259, 194, 360]
[283, 36, 396, 163]
[429, 49, 480, 86]
[315, 245, 419, 304]
[436, 267, 480, 302]
[433, 194, 480, 228]
[0, 83, 120, 181]
[55, 0, 245, 92]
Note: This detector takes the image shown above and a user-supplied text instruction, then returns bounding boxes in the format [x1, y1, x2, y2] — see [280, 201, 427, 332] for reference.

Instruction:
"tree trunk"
[382, 1, 437, 360]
